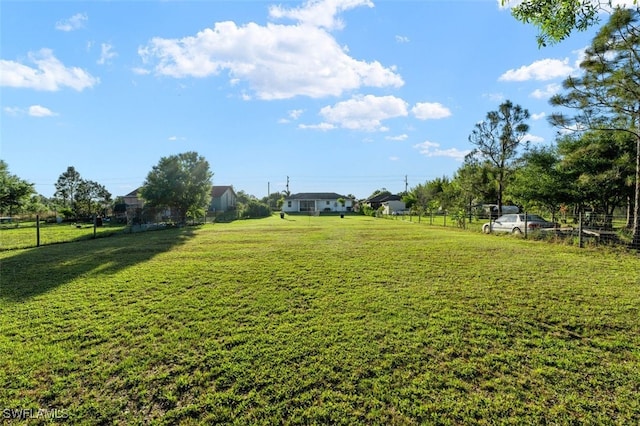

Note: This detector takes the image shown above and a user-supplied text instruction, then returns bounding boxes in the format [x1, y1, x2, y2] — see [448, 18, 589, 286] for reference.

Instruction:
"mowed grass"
[1, 222, 128, 250]
[1, 215, 639, 424]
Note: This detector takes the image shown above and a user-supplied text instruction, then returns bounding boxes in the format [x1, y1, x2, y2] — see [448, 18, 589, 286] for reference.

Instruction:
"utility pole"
[404, 175, 408, 193]
[286, 176, 290, 195]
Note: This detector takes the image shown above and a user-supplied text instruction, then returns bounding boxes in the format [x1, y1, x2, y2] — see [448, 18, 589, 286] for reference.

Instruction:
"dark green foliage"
[556, 130, 635, 215]
[506, 0, 606, 46]
[240, 200, 271, 218]
[54, 166, 111, 218]
[141, 152, 213, 224]
[0, 160, 34, 216]
[508, 147, 571, 214]
[468, 100, 530, 215]
[549, 8, 640, 247]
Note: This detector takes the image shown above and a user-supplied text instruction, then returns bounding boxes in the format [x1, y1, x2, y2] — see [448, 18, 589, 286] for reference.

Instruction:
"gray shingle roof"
[286, 192, 348, 200]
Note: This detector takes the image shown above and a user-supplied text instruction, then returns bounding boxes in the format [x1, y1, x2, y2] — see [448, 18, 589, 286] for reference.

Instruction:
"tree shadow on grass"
[0, 227, 197, 303]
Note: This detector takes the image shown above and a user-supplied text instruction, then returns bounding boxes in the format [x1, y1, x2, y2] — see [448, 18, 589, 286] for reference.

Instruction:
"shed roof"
[366, 193, 402, 203]
[211, 186, 235, 197]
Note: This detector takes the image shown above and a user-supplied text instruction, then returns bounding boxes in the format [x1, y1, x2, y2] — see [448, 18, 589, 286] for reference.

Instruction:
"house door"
[299, 200, 315, 212]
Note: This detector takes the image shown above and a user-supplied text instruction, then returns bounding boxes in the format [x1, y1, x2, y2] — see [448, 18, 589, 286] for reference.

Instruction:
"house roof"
[124, 188, 141, 197]
[211, 185, 235, 198]
[286, 192, 349, 200]
[366, 193, 402, 203]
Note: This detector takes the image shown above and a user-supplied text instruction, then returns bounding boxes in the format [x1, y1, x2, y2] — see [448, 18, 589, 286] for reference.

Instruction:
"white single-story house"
[282, 192, 354, 213]
[210, 186, 237, 212]
[363, 193, 406, 214]
[382, 200, 407, 215]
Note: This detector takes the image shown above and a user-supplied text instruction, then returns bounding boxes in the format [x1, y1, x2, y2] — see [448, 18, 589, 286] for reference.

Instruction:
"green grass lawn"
[1, 221, 128, 250]
[1, 215, 639, 424]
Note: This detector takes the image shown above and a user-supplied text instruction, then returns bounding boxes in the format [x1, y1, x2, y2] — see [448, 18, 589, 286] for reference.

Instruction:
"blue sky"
[1, 0, 601, 200]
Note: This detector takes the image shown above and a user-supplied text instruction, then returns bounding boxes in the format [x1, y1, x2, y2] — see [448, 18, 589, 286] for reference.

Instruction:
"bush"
[240, 200, 271, 219]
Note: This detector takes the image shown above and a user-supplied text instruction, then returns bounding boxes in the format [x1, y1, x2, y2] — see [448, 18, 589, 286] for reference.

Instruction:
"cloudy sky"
[1, 0, 602, 199]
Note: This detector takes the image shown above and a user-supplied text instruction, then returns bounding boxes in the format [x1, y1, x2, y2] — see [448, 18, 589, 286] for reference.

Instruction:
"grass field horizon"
[1, 215, 639, 424]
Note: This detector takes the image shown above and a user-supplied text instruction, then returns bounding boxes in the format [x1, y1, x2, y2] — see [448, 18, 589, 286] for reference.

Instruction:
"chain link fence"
[382, 210, 640, 251]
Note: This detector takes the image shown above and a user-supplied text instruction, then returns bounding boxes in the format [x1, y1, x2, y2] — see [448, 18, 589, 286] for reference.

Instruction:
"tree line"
[3, 7, 639, 245]
[403, 7, 640, 248]
[0, 152, 275, 223]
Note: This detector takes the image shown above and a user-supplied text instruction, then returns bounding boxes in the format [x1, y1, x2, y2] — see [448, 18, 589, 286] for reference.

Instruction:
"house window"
[326, 201, 330, 205]
[287, 201, 292, 208]
[300, 200, 315, 212]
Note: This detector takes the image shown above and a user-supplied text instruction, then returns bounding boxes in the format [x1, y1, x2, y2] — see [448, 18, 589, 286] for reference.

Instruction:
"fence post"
[524, 211, 528, 239]
[36, 215, 41, 247]
[578, 212, 583, 248]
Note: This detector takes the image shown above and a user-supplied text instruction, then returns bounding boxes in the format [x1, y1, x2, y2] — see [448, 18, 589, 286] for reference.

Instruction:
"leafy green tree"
[556, 130, 635, 218]
[140, 152, 213, 224]
[468, 100, 530, 216]
[402, 192, 417, 213]
[261, 192, 284, 210]
[507, 146, 571, 219]
[366, 188, 391, 200]
[503, 0, 613, 46]
[452, 158, 499, 210]
[240, 200, 271, 218]
[549, 8, 640, 246]
[0, 160, 35, 216]
[25, 194, 54, 217]
[75, 180, 112, 217]
[54, 167, 112, 218]
[235, 190, 255, 205]
[54, 166, 82, 212]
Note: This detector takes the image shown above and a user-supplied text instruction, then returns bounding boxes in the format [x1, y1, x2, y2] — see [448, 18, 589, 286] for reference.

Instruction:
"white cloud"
[395, 35, 409, 43]
[386, 134, 408, 141]
[138, 1, 403, 100]
[483, 92, 505, 102]
[132, 67, 151, 76]
[499, 58, 574, 82]
[531, 83, 561, 99]
[413, 140, 470, 161]
[289, 109, 304, 120]
[3, 105, 58, 117]
[523, 133, 545, 144]
[97, 43, 117, 65]
[318, 94, 408, 131]
[531, 112, 546, 120]
[268, 0, 374, 30]
[411, 102, 451, 120]
[55, 13, 88, 31]
[279, 109, 305, 124]
[29, 105, 57, 117]
[389, 156, 400, 161]
[3, 107, 22, 116]
[0, 48, 98, 91]
[572, 47, 588, 69]
[299, 122, 336, 131]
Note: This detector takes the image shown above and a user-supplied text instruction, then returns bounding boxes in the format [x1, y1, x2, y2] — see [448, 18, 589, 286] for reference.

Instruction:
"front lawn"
[1, 215, 638, 424]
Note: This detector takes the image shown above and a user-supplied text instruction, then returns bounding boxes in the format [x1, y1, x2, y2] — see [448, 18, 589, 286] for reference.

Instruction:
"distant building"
[282, 192, 354, 213]
[210, 186, 237, 212]
[123, 188, 145, 210]
[363, 193, 406, 214]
